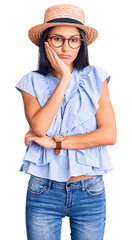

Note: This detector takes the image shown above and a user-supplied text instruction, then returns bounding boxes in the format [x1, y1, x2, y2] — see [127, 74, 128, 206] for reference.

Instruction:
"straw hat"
[28, 4, 98, 47]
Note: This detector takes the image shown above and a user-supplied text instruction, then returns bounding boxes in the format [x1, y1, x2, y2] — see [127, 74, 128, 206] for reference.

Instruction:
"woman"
[15, 4, 117, 240]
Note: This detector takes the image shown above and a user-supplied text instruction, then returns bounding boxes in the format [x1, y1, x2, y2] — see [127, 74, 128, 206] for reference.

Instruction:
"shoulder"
[21, 70, 50, 80]
[27, 71, 46, 81]
[15, 71, 51, 98]
[77, 65, 111, 104]
[79, 65, 111, 84]
[21, 71, 51, 89]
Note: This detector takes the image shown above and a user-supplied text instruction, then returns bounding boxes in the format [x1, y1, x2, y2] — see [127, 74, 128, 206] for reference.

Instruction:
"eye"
[70, 37, 79, 42]
[53, 37, 63, 41]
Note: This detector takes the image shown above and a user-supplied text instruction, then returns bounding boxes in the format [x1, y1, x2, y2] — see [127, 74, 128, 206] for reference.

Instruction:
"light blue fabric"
[15, 65, 113, 182]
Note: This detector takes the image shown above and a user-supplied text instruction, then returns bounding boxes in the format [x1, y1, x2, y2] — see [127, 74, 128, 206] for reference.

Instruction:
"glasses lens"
[52, 37, 64, 47]
[51, 36, 82, 48]
[69, 37, 82, 48]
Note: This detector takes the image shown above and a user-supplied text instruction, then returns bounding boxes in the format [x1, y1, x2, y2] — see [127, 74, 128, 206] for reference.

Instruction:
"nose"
[62, 39, 70, 51]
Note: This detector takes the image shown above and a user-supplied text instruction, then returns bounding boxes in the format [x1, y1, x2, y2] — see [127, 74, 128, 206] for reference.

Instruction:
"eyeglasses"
[47, 35, 84, 49]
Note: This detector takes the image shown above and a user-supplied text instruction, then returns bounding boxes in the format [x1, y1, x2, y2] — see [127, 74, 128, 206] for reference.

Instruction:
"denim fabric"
[26, 174, 106, 240]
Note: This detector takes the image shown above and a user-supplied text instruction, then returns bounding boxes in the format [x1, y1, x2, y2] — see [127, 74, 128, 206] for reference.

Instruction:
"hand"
[24, 130, 56, 149]
[44, 41, 71, 78]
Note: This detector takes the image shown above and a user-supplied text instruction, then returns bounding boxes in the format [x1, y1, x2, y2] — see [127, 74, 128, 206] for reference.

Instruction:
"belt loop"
[48, 180, 52, 190]
[81, 180, 85, 192]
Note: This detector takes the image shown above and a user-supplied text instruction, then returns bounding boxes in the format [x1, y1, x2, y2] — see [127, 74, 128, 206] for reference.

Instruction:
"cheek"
[47, 40, 58, 51]
[48, 42, 60, 55]
[72, 49, 80, 59]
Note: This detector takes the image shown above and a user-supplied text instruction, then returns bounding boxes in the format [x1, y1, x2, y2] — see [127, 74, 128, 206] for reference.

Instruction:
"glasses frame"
[47, 35, 84, 49]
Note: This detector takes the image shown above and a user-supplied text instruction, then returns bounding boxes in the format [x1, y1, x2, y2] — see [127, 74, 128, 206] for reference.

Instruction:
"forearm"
[31, 75, 71, 137]
[61, 128, 116, 150]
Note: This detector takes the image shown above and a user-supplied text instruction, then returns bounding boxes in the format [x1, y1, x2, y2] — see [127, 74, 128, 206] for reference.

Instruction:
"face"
[47, 26, 81, 69]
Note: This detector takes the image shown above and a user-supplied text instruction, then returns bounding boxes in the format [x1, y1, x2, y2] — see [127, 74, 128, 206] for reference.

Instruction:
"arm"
[22, 75, 70, 137]
[25, 79, 117, 149]
[61, 80, 117, 149]
[21, 42, 71, 137]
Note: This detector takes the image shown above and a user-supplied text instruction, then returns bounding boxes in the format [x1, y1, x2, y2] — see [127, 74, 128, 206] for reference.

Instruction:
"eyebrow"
[51, 34, 80, 38]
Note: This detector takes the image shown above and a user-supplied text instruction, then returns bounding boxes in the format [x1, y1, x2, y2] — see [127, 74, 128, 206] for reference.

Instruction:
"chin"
[62, 59, 72, 63]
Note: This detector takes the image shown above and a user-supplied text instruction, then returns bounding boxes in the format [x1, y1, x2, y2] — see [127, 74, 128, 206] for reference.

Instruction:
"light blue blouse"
[15, 65, 113, 182]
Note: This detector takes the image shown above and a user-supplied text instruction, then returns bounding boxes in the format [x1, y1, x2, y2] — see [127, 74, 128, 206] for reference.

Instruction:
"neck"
[50, 65, 74, 79]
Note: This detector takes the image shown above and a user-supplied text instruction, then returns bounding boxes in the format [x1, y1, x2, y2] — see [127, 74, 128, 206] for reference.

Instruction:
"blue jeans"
[26, 174, 106, 240]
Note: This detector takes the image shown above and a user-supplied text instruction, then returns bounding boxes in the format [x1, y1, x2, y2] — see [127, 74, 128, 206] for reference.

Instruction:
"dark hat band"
[47, 18, 84, 25]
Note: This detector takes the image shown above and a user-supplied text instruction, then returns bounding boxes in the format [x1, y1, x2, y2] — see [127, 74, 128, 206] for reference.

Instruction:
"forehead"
[49, 25, 80, 36]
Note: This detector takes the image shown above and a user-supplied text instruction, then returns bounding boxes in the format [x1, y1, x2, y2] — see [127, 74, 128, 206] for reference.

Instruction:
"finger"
[25, 134, 34, 146]
[25, 133, 35, 138]
[44, 42, 54, 61]
[25, 138, 32, 146]
[25, 137, 29, 146]
[45, 42, 59, 60]
[25, 140, 29, 147]
[25, 132, 36, 138]
[25, 131, 37, 146]
[25, 130, 33, 137]
[44, 42, 58, 65]
[26, 135, 38, 142]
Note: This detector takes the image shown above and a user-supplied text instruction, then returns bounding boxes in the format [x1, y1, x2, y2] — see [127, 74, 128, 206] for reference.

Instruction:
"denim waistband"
[30, 174, 103, 192]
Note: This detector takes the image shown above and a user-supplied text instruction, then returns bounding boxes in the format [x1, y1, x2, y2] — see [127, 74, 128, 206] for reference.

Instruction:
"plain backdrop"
[1, 0, 132, 239]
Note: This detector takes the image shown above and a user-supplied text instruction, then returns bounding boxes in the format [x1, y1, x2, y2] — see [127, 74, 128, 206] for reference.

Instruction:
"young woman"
[15, 4, 117, 240]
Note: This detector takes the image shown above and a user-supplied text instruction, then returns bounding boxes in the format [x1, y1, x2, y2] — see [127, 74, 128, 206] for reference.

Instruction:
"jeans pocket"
[28, 176, 49, 195]
[85, 176, 105, 196]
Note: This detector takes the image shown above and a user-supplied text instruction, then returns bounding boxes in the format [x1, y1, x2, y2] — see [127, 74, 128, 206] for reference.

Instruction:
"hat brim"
[28, 22, 98, 46]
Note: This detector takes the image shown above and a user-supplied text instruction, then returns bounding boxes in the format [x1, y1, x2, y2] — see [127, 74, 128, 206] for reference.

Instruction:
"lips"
[60, 54, 71, 58]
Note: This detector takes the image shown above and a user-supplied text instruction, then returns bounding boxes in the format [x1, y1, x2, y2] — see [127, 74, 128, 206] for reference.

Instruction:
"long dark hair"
[34, 26, 90, 75]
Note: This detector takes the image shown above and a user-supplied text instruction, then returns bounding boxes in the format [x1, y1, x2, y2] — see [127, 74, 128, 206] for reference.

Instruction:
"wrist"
[50, 137, 56, 149]
[61, 135, 67, 149]
[61, 73, 71, 81]
[53, 134, 65, 155]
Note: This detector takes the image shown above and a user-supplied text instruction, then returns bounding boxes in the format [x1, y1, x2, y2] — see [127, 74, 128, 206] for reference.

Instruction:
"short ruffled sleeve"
[79, 65, 111, 117]
[94, 65, 111, 83]
[92, 65, 111, 106]
[15, 72, 37, 98]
